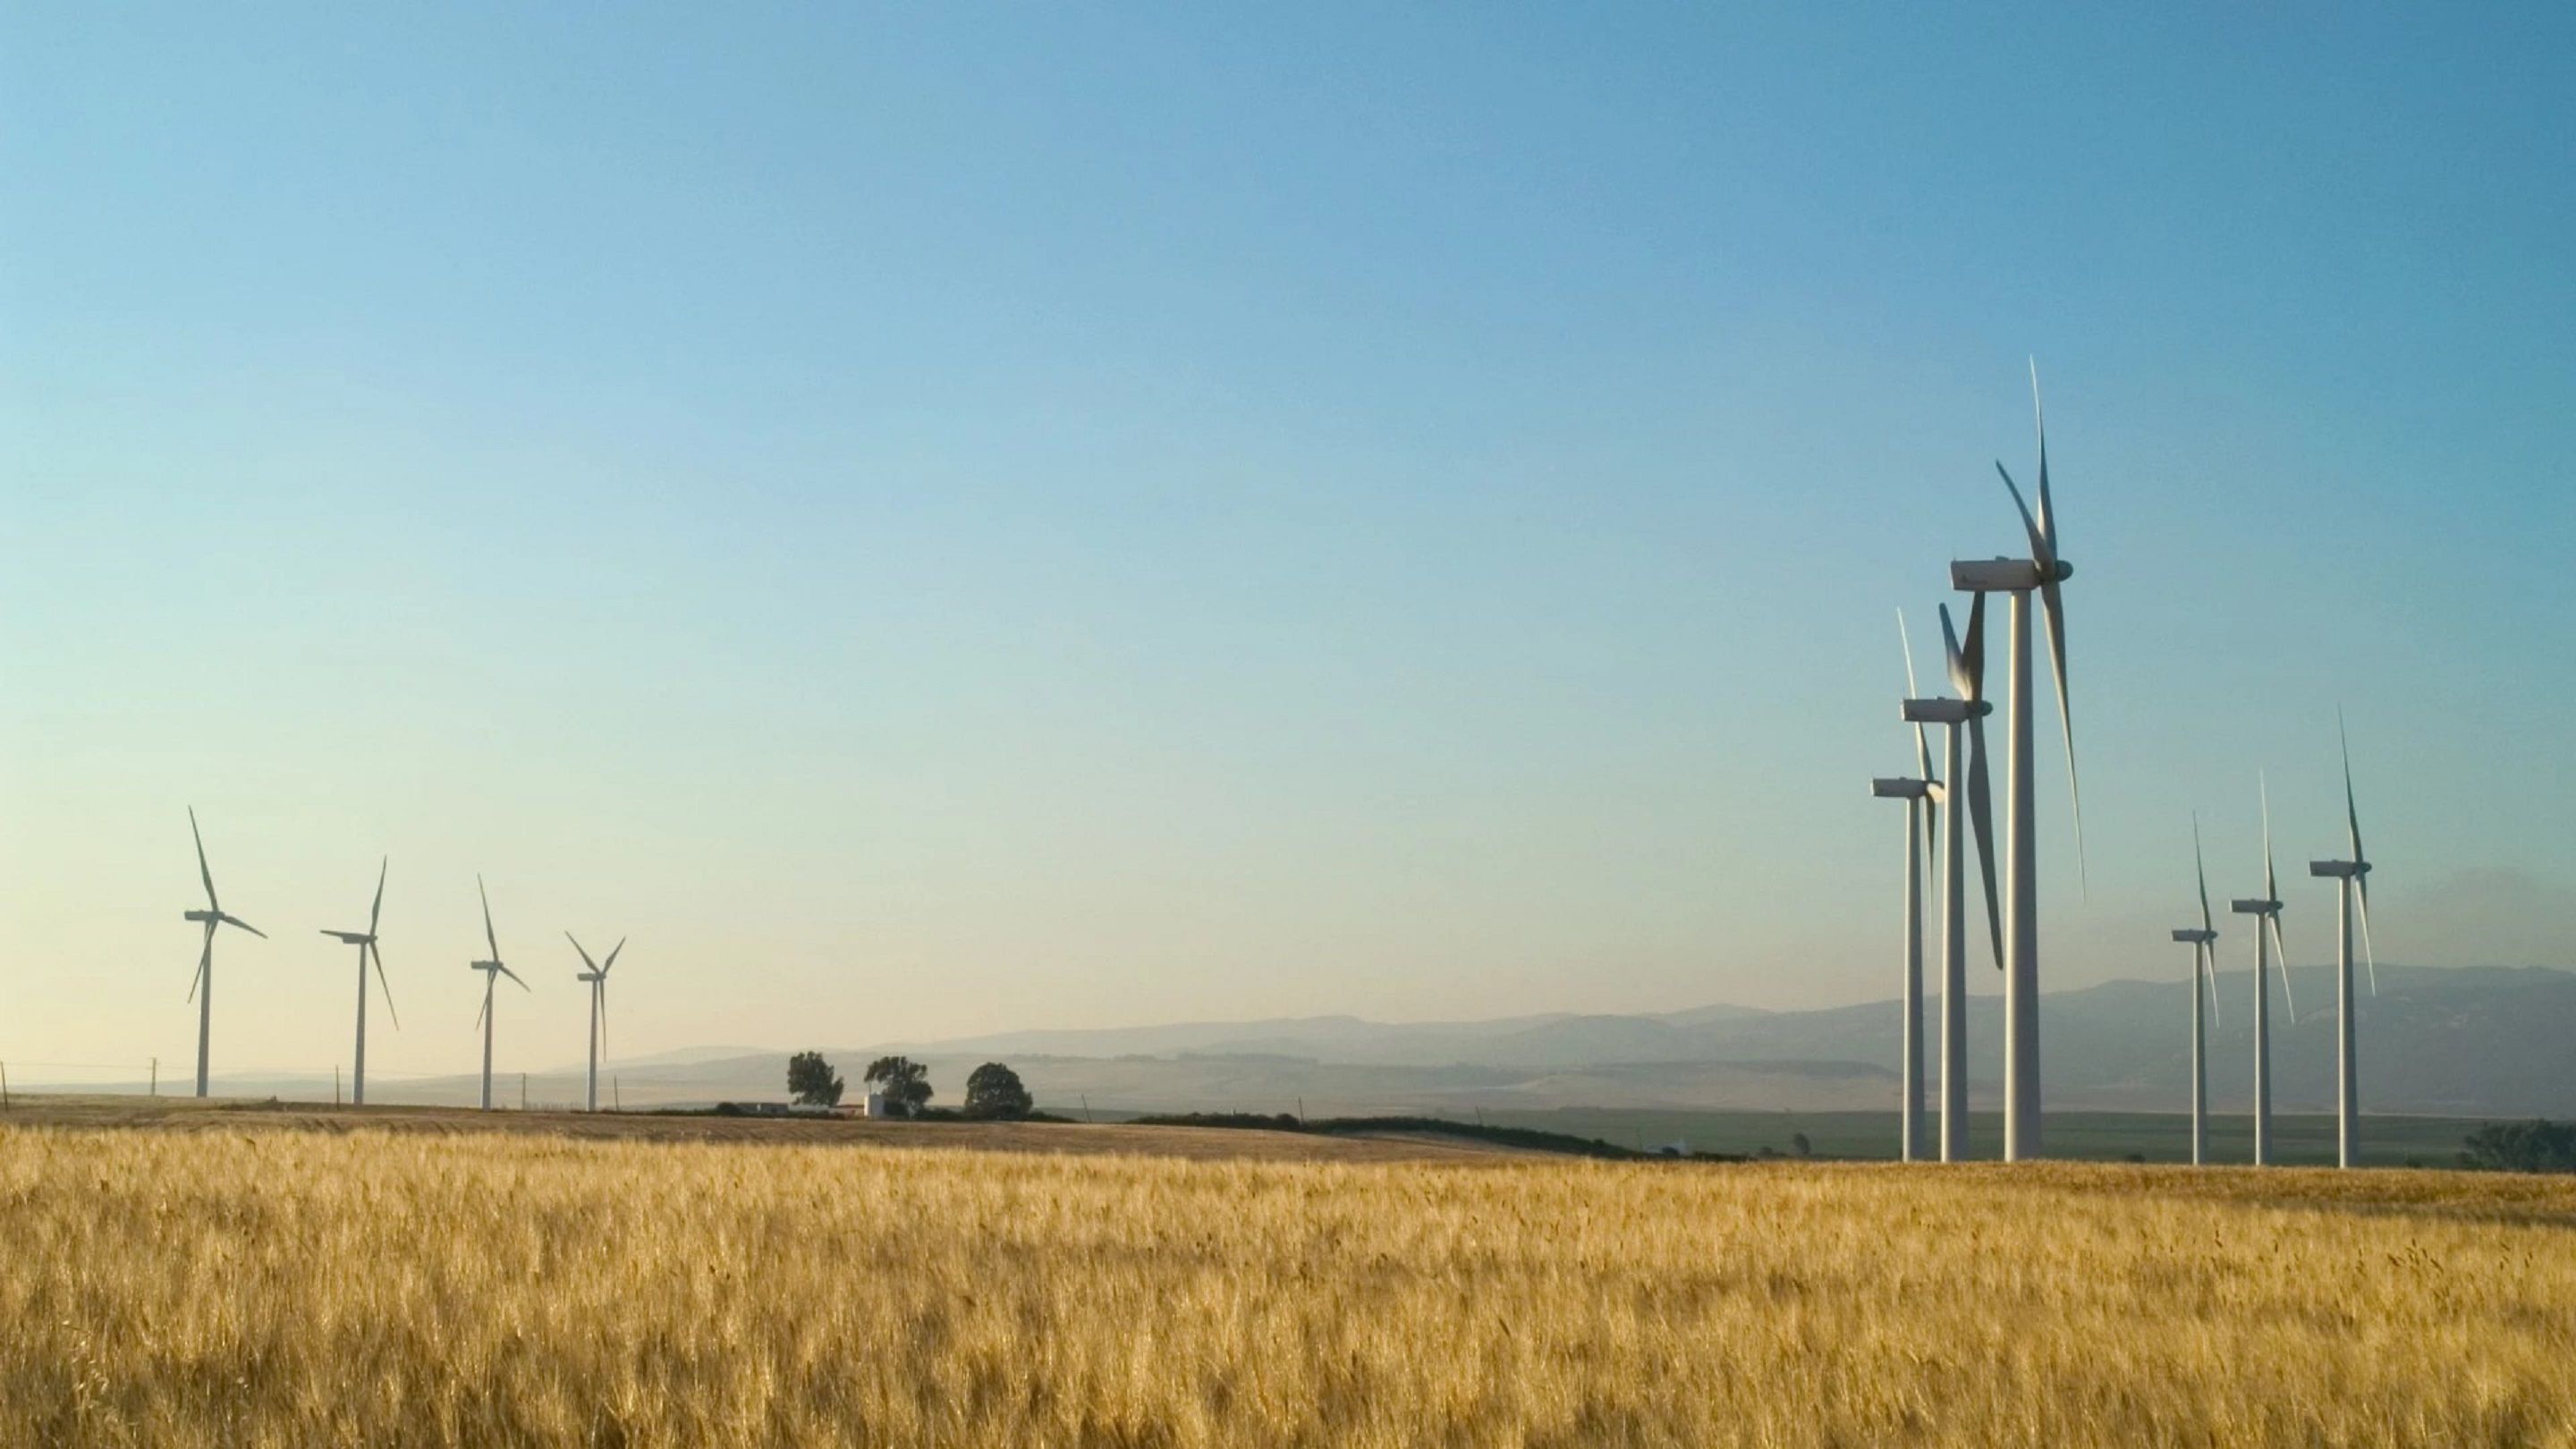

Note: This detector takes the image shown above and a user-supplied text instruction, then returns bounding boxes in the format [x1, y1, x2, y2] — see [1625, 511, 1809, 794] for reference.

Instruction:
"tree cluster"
[2459, 1120, 2576, 1174]
[783, 1054, 1038, 1121]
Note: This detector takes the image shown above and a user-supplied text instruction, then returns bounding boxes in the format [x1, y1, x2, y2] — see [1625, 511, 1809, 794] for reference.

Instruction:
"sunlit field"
[4, 1122, 2573, 1447]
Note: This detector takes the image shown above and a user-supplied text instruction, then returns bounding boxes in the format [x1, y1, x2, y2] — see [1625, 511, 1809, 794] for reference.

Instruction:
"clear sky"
[4, 4, 2571, 1083]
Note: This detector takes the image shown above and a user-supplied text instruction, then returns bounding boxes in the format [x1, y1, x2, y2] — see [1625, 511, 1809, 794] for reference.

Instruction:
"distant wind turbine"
[181, 809, 266, 1098]
[2169, 818, 2220, 1166]
[1902, 599, 2002, 1163]
[1869, 765, 1936, 1163]
[320, 857, 396, 1106]
[1947, 362, 2084, 1161]
[567, 933, 626, 1114]
[469, 876, 530, 1111]
[2309, 712, 2378, 1169]
[2230, 776, 2295, 1165]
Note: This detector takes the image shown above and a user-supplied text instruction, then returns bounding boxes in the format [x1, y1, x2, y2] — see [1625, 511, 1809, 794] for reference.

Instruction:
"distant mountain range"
[49, 965, 2576, 1120]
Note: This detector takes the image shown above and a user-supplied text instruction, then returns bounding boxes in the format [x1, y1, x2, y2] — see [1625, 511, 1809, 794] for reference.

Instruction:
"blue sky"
[3, 4, 2570, 1080]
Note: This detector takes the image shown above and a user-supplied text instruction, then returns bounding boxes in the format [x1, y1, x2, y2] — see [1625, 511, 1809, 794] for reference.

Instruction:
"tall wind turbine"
[181, 808, 266, 1098]
[320, 858, 396, 1106]
[1900, 602, 2001, 1162]
[567, 933, 626, 1114]
[1869, 765, 1935, 1163]
[1946, 362, 2083, 1161]
[2169, 818, 2220, 1166]
[2309, 713, 2377, 1169]
[469, 876, 529, 1111]
[2229, 777, 2295, 1165]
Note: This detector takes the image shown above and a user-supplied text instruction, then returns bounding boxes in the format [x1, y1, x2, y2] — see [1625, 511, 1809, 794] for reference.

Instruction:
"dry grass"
[4, 1123, 2573, 1447]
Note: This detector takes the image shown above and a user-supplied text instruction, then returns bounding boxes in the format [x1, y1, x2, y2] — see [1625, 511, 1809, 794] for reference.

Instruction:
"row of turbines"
[181, 809, 627, 1111]
[1873, 365, 2383, 1168]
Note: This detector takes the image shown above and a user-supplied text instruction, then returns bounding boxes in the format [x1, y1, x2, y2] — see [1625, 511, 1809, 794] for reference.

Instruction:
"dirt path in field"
[0, 1095, 1520, 1163]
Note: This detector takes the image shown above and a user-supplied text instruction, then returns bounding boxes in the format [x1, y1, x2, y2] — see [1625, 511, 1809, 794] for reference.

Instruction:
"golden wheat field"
[4, 1121, 2574, 1448]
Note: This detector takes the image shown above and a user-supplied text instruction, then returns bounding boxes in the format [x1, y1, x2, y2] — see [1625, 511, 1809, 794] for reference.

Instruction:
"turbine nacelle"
[322, 928, 375, 945]
[1947, 557, 2073, 594]
[1870, 776, 1935, 801]
[2309, 860, 2366, 879]
[1900, 697, 1992, 724]
[2230, 898, 2284, 916]
[183, 910, 219, 923]
[2171, 928, 2218, 944]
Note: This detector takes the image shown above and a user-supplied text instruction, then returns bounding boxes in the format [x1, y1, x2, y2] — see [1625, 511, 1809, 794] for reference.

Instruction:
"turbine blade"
[222, 914, 267, 940]
[565, 932, 600, 973]
[1964, 714, 2004, 970]
[475, 980, 490, 1031]
[1898, 609, 1937, 853]
[2357, 875, 2378, 997]
[2029, 359, 2056, 555]
[1996, 462, 2055, 571]
[597, 983, 609, 1060]
[190, 807, 219, 911]
[2261, 772, 2280, 902]
[2193, 814, 2214, 936]
[2202, 943, 2222, 1029]
[2038, 575, 2086, 893]
[499, 962, 530, 992]
[1960, 594, 1987, 703]
[369, 856, 387, 939]
[2270, 913, 2295, 1019]
[2340, 711, 2378, 996]
[187, 928, 211, 1003]
[1938, 603, 1970, 699]
[479, 875, 500, 963]
[600, 937, 625, 976]
[371, 939, 399, 1030]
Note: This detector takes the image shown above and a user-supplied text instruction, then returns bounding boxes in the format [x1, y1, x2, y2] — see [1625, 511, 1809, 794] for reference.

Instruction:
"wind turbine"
[1899, 605, 2001, 1162]
[320, 858, 396, 1106]
[567, 933, 626, 1113]
[2169, 818, 2220, 1166]
[2230, 776, 2295, 1165]
[181, 808, 266, 1098]
[468, 876, 529, 1111]
[1946, 362, 2083, 1161]
[1869, 763, 1935, 1163]
[2309, 713, 2377, 1169]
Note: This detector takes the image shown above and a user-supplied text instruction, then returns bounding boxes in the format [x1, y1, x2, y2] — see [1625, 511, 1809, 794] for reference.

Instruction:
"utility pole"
[614, 1077, 622, 1113]
[1080, 1093, 1091, 1123]
[2, 1062, 10, 1111]
[520, 1072, 528, 1112]
[150, 1057, 158, 1097]
[335, 1064, 343, 1106]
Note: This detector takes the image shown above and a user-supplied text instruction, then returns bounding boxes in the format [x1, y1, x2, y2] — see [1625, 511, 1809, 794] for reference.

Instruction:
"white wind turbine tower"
[181, 808, 267, 1098]
[2230, 777, 2296, 1165]
[468, 876, 530, 1111]
[2169, 818, 2220, 1166]
[567, 933, 626, 1113]
[2309, 713, 2378, 1169]
[320, 857, 397, 1106]
[1946, 363, 2083, 1161]
[1868, 758, 1935, 1163]
[1902, 599, 2003, 1162]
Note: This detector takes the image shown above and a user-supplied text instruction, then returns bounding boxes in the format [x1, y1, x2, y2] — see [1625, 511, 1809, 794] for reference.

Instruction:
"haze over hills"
[51, 965, 2575, 1121]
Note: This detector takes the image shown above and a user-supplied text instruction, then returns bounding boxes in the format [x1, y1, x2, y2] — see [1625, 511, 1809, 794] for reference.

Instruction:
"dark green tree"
[2459, 1120, 2576, 1173]
[862, 1055, 933, 1118]
[787, 1051, 844, 1106]
[963, 1062, 1034, 1120]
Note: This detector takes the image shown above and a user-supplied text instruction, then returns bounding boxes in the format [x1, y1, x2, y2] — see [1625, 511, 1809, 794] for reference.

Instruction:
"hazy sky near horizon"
[4, 5, 2572, 1082]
